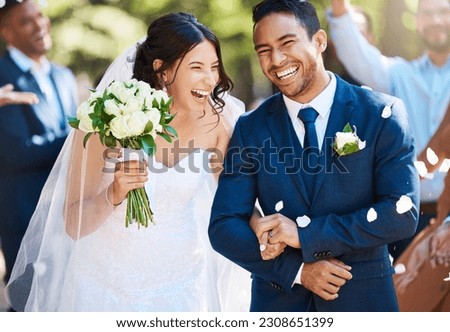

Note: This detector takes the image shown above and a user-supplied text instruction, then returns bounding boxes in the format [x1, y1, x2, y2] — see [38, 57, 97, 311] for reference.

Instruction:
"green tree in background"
[1, 0, 425, 108]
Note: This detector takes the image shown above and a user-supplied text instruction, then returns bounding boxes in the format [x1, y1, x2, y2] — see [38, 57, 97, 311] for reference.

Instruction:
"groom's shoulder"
[351, 83, 400, 108]
[348, 84, 409, 128]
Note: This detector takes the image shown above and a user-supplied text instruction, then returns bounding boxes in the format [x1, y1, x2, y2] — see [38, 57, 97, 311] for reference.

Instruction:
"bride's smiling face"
[164, 41, 220, 112]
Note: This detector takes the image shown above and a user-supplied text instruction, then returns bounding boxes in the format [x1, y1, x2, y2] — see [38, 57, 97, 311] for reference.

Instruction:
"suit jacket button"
[313, 253, 319, 260]
[326, 251, 332, 257]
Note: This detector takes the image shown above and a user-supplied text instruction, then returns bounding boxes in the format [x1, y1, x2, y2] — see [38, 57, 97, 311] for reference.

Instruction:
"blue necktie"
[298, 107, 319, 198]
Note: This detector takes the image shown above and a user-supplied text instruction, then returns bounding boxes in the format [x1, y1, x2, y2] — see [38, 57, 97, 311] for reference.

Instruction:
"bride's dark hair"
[133, 12, 233, 116]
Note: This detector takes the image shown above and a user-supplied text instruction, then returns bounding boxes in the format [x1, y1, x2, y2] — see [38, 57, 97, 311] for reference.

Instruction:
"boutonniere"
[333, 123, 366, 156]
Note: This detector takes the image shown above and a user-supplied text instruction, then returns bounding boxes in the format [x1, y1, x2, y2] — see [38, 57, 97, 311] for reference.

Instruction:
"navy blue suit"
[0, 51, 77, 282]
[209, 75, 420, 312]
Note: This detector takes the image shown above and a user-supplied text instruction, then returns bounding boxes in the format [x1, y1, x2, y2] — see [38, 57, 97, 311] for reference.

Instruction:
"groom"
[209, 0, 419, 312]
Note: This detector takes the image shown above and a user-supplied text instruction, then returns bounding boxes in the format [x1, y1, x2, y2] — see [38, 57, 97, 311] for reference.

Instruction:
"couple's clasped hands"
[250, 213, 352, 301]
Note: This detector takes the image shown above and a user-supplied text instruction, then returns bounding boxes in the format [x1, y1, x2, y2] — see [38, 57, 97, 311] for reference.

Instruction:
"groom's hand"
[301, 258, 353, 301]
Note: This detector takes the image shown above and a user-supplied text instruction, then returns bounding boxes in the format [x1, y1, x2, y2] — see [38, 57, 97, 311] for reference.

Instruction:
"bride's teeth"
[191, 89, 209, 99]
[276, 67, 298, 79]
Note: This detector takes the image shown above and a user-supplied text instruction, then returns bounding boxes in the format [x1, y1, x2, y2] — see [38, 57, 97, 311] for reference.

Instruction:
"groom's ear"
[313, 29, 328, 54]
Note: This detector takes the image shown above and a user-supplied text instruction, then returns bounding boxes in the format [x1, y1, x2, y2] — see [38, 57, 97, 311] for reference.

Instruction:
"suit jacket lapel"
[311, 75, 354, 205]
[265, 94, 311, 205]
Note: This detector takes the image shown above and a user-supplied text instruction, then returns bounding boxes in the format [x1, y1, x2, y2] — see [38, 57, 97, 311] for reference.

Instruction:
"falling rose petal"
[360, 85, 373, 91]
[275, 200, 284, 212]
[444, 273, 450, 282]
[367, 208, 377, 222]
[358, 140, 366, 150]
[396, 195, 413, 214]
[296, 215, 311, 228]
[381, 106, 392, 119]
[439, 158, 450, 173]
[414, 161, 428, 178]
[394, 263, 406, 274]
[426, 148, 439, 166]
[424, 173, 435, 180]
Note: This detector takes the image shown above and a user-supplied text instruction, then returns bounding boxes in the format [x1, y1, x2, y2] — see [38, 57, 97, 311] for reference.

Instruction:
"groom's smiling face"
[253, 12, 327, 103]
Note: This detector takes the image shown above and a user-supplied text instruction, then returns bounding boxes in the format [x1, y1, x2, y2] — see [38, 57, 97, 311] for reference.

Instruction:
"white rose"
[151, 90, 171, 106]
[335, 132, 357, 150]
[109, 116, 129, 139]
[136, 81, 154, 99]
[127, 112, 148, 136]
[110, 112, 148, 139]
[76, 100, 96, 132]
[107, 81, 135, 104]
[145, 108, 161, 126]
[122, 96, 145, 114]
[104, 99, 122, 117]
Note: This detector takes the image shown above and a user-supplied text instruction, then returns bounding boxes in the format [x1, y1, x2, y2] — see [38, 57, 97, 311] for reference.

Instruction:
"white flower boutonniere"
[333, 123, 366, 156]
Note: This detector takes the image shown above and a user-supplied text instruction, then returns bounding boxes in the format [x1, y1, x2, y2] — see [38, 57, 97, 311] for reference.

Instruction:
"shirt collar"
[283, 72, 337, 120]
[8, 46, 51, 75]
[418, 53, 450, 70]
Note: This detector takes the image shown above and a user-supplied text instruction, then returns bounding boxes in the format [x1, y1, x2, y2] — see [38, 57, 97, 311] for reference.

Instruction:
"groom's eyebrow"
[254, 33, 297, 50]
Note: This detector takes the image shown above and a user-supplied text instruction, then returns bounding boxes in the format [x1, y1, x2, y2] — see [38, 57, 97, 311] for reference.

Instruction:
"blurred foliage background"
[1, 0, 425, 108]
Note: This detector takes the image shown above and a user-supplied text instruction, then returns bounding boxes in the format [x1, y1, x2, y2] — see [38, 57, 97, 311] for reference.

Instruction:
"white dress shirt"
[282, 72, 337, 285]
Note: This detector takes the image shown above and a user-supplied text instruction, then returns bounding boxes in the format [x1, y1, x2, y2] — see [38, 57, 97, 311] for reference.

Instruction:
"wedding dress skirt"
[57, 150, 247, 311]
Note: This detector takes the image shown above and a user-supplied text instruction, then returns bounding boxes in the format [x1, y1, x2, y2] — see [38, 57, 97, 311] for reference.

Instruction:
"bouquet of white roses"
[68, 79, 177, 228]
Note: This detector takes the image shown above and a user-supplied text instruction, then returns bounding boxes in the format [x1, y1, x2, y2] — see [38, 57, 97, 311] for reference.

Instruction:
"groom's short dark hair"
[252, 0, 321, 40]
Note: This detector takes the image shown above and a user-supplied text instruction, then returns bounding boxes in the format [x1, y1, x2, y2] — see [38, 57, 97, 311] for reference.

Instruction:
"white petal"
[381, 106, 392, 119]
[360, 85, 372, 91]
[0, 1, 5, 9]
[367, 208, 377, 222]
[396, 195, 413, 214]
[296, 215, 311, 228]
[424, 173, 435, 180]
[438, 158, 450, 173]
[394, 263, 406, 274]
[426, 147, 439, 166]
[414, 161, 428, 178]
[358, 140, 366, 150]
[444, 273, 450, 282]
[259, 244, 266, 252]
[275, 200, 284, 212]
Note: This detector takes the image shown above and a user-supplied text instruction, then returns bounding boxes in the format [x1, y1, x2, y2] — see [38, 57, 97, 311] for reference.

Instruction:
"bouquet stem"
[126, 187, 154, 228]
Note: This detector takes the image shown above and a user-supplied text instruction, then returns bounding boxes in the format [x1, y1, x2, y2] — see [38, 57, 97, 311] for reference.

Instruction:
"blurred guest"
[327, 0, 450, 261]
[0, 0, 77, 289]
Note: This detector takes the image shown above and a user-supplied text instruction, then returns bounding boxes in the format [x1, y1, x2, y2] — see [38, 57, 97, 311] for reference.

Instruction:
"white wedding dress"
[58, 150, 239, 311]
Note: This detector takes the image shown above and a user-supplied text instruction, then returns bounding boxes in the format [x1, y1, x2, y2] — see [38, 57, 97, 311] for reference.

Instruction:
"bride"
[6, 12, 251, 312]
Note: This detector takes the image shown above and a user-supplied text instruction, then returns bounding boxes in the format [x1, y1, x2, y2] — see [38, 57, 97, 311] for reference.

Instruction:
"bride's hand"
[250, 212, 287, 260]
[110, 160, 149, 205]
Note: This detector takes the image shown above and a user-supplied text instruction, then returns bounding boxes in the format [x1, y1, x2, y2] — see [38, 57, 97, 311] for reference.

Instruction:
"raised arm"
[327, 0, 395, 93]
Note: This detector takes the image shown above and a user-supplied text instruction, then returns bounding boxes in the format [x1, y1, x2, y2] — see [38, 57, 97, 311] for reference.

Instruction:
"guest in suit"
[0, 0, 77, 286]
[209, 0, 419, 312]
